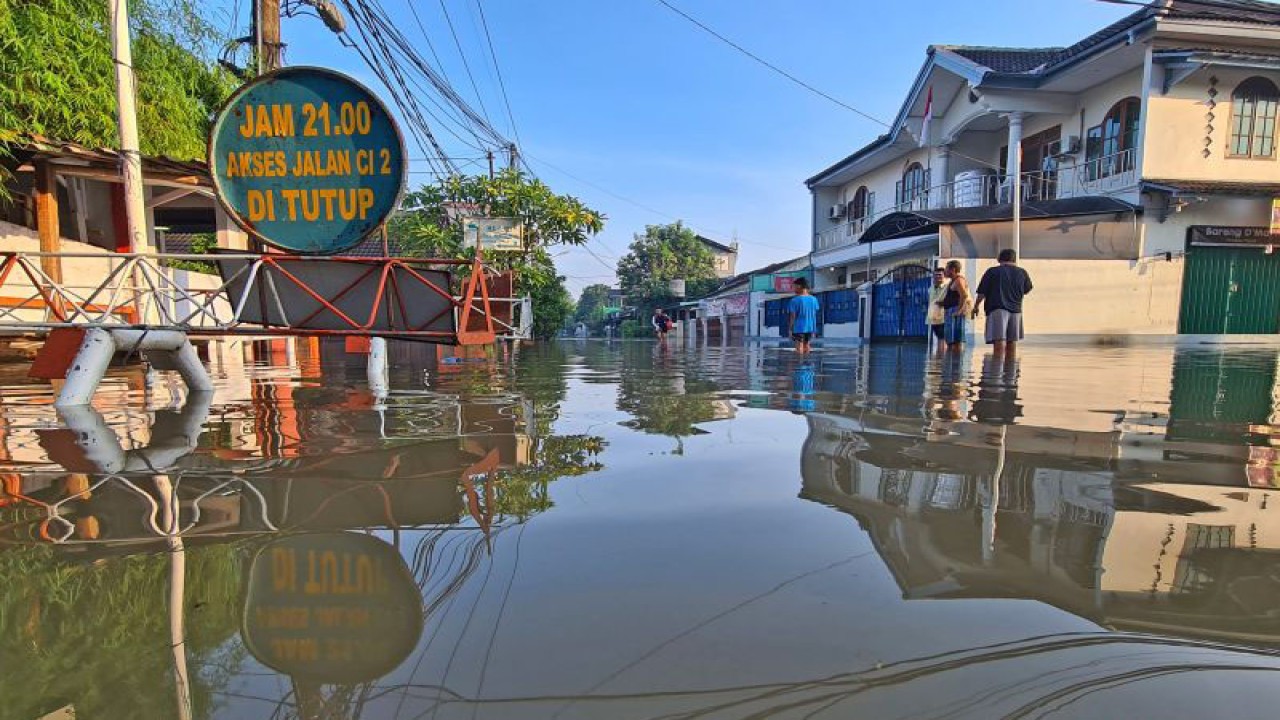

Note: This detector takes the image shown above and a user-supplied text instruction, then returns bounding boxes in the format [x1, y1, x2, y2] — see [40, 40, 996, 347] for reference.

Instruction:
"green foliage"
[0, 0, 234, 159]
[0, 541, 246, 719]
[388, 170, 606, 341]
[388, 169, 605, 259]
[164, 232, 218, 274]
[490, 434, 605, 519]
[618, 319, 651, 338]
[616, 222, 718, 316]
[574, 283, 613, 329]
[529, 271, 574, 339]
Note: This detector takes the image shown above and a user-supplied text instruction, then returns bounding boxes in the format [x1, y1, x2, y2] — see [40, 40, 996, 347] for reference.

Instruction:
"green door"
[1179, 248, 1280, 334]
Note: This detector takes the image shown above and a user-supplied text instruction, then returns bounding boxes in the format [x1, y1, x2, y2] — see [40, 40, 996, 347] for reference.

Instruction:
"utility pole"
[506, 143, 518, 171]
[110, 0, 150, 255]
[253, 0, 284, 74]
[487, 150, 495, 179]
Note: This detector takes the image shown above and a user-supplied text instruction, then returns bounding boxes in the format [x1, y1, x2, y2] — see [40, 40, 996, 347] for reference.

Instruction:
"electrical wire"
[474, 0, 523, 148]
[652, 0, 887, 128]
[334, 0, 525, 175]
[524, 152, 802, 254]
[437, 0, 495, 128]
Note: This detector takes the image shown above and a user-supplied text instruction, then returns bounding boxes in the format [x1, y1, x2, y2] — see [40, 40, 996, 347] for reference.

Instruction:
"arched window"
[1229, 76, 1278, 159]
[897, 163, 928, 208]
[849, 186, 871, 220]
[1086, 97, 1141, 179]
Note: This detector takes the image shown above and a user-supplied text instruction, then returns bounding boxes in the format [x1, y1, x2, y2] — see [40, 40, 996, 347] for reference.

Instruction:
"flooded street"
[2, 339, 1279, 719]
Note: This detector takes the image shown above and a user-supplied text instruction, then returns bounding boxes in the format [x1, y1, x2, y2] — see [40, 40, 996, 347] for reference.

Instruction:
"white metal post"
[367, 336, 389, 403]
[59, 328, 118, 406]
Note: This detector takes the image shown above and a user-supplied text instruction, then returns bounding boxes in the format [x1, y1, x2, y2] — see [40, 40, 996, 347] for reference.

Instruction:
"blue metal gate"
[871, 264, 930, 340]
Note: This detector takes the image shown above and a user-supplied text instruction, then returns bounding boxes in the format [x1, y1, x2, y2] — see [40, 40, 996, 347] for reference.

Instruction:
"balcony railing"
[814, 149, 1138, 253]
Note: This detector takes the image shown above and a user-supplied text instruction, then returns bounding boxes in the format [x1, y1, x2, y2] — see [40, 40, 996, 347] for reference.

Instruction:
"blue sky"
[256, 0, 1134, 295]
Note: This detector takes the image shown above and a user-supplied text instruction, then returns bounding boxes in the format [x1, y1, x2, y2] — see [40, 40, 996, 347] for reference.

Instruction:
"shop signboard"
[1188, 225, 1272, 246]
[462, 217, 525, 252]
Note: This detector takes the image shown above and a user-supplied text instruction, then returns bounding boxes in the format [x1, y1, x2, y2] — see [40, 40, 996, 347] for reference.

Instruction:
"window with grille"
[1229, 76, 1278, 159]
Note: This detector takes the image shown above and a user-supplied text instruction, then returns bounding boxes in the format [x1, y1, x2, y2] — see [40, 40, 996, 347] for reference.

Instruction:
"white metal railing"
[0, 251, 530, 339]
[813, 149, 1139, 253]
[1060, 148, 1138, 198]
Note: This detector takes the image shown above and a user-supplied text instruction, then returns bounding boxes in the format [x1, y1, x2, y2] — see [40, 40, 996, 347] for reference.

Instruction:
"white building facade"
[807, 0, 1280, 340]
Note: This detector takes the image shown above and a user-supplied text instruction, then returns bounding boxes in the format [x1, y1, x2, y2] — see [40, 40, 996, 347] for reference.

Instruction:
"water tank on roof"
[953, 169, 996, 208]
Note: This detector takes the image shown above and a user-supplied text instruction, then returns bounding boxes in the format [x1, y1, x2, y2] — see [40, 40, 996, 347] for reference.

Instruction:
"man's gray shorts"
[985, 309, 1024, 343]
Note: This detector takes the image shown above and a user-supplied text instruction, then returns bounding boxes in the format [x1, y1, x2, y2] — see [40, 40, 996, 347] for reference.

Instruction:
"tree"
[387, 169, 605, 340]
[574, 283, 613, 329]
[529, 272, 574, 339]
[616, 222, 718, 315]
[0, 0, 234, 160]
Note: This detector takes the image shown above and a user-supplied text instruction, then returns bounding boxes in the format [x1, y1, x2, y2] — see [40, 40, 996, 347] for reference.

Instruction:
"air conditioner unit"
[829, 204, 846, 220]
[1051, 135, 1081, 157]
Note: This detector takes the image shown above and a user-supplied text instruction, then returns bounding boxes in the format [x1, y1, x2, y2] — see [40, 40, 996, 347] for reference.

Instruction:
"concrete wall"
[1102, 484, 1279, 596]
[951, 256, 1183, 336]
[1144, 64, 1280, 183]
[1142, 195, 1275, 257]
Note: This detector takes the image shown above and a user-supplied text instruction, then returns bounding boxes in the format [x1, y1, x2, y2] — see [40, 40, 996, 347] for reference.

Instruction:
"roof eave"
[806, 53, 943, 188]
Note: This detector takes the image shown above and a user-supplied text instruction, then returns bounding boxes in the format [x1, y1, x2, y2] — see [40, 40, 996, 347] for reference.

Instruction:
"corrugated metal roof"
[5, 133, 211, 184]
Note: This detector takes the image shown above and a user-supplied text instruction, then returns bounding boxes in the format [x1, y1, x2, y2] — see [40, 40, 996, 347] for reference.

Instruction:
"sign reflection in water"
[0, 339, 605, 719]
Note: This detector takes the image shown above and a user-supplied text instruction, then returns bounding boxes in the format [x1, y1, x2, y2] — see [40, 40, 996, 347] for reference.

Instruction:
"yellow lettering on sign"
[247, 190, 267, 222]
[272, 548, 296, 592]
[239, 104, 295, 138]
[281, 189, 300, 221]
[271, 638, 319, 662]
[225, 151, 288, 178]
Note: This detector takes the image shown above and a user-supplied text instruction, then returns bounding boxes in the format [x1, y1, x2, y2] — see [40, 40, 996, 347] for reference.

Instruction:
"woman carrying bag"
[939, 260, 972, 349]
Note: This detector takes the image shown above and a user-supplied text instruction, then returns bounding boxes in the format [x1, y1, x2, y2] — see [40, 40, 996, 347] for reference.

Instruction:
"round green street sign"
[209, 67, 406, 254]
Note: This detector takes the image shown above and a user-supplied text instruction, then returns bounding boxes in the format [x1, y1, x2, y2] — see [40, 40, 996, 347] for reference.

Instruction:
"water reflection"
[0, 340, 1278, 718]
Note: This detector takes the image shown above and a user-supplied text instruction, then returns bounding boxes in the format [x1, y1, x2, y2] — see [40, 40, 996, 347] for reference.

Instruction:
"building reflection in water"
[801, 347, 1280, 647]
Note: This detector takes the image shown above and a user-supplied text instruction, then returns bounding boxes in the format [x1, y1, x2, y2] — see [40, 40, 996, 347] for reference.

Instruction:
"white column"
[1006, 112, 1025, 259]
[934, 145, 951, 209]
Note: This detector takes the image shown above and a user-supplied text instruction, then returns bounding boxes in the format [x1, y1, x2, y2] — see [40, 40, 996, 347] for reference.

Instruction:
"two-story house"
[807, 0, 1280, 340]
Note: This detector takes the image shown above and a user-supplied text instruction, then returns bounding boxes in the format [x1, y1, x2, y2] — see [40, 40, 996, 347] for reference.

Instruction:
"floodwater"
[1, 338, 1279, 720]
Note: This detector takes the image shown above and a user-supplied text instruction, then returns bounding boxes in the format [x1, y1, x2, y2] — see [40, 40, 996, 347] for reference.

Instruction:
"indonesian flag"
[919, 86, 933, 147]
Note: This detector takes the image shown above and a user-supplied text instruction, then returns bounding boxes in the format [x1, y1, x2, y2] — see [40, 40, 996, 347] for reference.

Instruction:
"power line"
[474, 0, 523, 149]
[652, 0, 888, 128]
[647, 0, 1020, 181]
[437, 0, 495, 128]
[524, 153, 801, 254]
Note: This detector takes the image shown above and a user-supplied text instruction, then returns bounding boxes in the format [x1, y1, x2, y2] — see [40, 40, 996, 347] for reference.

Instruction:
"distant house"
[696, 255, 811, 342]
[696, 235, 739, 279]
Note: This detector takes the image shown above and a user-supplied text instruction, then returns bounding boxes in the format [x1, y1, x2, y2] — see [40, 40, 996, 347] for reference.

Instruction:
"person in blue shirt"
[787, 278, 820, 355]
